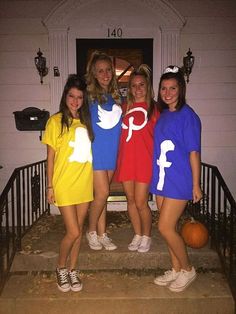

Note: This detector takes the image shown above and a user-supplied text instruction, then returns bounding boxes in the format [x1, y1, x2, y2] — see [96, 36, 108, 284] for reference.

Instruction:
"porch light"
[182, 48, 195, 83]
[34, 49, 48, 84]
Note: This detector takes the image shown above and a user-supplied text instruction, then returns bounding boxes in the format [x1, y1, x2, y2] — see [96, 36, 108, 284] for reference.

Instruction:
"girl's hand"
[47, 188, 55, 204]
[192, 185, 203, 203]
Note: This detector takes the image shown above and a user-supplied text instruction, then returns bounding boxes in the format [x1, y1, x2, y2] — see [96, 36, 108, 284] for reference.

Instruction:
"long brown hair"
[157, 66, 186, 112]
[58, 74, 94, 141]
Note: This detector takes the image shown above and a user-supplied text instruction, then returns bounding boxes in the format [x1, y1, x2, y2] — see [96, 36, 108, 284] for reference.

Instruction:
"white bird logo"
[96, 104, 122, 129]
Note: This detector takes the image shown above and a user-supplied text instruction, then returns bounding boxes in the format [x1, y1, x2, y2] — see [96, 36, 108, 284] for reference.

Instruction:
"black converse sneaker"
[56, 267, 70, 292]
[68, 269, 83, 292]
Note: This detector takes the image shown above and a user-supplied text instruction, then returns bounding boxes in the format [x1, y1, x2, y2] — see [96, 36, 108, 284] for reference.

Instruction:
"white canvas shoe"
[137, 235, 151, 253]
[128, 234, 142, 251]
[86, 231, 103, 250]
[98, 233, 117, 250]
[154, 269, 180, 286]
[168, 267, 197, 292]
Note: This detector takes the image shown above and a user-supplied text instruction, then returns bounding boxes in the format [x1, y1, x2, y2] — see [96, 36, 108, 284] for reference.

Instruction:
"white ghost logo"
[68, 127, 92, 163]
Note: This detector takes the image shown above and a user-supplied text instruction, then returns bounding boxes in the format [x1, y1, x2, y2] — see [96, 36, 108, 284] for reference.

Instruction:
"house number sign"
[107, 28, 123, 38]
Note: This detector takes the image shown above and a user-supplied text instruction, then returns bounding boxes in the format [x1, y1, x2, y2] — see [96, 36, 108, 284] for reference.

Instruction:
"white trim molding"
[43, 0, 185, 108]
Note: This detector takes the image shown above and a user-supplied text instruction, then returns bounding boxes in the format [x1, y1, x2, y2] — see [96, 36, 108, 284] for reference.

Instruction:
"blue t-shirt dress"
[89, 94, 122, 170]
[150, 104, 201, 200]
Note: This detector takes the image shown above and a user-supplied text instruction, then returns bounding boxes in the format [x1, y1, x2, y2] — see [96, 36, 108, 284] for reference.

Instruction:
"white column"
[48, 28, 69, 111]
[161, 28, 181, 71]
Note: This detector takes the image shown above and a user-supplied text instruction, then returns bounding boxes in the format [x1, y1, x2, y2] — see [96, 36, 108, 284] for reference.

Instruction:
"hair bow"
[163, 66, 179, 74]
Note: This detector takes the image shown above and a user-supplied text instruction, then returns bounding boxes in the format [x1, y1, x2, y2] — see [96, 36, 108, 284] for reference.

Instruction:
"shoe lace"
[101, 234, 112, 245]
[89, 232, 100, 244]
[69, 270, 80, 285]
[140, 236, 149, 247]
[57, 269, 68, 284]
[162, 270, 173, 279]
[131, 235, 141, 245]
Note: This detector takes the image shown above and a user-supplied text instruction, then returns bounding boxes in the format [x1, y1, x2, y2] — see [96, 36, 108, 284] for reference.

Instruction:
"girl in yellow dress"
[42, 74, 94, 292]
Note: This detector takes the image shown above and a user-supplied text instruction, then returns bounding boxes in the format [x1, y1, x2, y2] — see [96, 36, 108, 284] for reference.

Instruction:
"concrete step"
[0, 270, 234, 314]
[1, 213, 234, 313]
[11, 214, 220, 272]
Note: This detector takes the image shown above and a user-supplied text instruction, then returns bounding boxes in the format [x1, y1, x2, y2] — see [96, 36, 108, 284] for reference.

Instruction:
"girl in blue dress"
[85, 51, 122, 251]
[150, 66, 202, 292]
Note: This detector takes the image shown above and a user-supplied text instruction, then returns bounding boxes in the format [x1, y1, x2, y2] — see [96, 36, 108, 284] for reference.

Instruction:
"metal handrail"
[0, 160, 49, 294]
[188, 162, 236, 299]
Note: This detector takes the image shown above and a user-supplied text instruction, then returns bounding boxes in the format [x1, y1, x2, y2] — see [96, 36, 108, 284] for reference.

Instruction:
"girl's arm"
[46, 145, 56, 204]
[190, 151, 203, 203]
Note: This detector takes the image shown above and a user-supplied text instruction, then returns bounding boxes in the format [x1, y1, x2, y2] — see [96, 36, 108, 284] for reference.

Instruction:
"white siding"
[171, 0, 236, 198]
[0, 2, 55, 191]
[0, 0, 236, 201]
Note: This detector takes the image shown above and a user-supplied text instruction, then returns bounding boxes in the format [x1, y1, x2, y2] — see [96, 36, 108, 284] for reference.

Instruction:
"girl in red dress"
[115, 64, 159, 252]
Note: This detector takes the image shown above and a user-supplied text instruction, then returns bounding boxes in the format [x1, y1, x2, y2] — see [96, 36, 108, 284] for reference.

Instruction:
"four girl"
[44, 58, 202, 293]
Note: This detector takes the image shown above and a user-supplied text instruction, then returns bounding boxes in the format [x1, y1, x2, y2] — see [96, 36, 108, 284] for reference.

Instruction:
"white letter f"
[156, 140, 175, 190]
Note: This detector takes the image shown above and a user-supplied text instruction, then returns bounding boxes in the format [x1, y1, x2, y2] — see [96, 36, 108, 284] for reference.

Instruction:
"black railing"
[188, 162, 236, 298]
[0, 160, 49, 294]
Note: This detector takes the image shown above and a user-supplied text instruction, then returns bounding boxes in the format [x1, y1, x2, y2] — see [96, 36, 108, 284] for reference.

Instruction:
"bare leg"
[123, 181, 142, 236]
[89, 170, 114, 235]
[69, 203, 89, 270]
[157, 196, 191, 271]
[97, 205, 107, 236]
[134, 182, 152, 237]
[58, 203, 87, 269]
[97, 170, 114, 236]
[156, 196, 181, 270]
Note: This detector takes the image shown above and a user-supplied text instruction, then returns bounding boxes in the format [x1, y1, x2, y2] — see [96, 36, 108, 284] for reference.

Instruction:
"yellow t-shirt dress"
[42, 113, 93, 206]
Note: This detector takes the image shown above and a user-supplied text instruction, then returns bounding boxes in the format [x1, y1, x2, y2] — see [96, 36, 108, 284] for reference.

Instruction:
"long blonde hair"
[126, 64, 155, 119]
[85, 50, 121, 105]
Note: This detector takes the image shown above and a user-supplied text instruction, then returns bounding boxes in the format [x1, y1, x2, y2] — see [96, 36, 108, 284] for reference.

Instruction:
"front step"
[11, 214, 220, 272]
[0, 270, 234, 314]
[1, 213, 235, 313]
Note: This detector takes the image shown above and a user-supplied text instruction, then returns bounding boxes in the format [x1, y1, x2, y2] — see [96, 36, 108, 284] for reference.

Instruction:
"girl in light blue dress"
[85, 51, 122, 251]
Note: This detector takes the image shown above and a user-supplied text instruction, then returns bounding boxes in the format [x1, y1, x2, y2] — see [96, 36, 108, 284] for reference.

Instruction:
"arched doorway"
[44, 0, 185, 111]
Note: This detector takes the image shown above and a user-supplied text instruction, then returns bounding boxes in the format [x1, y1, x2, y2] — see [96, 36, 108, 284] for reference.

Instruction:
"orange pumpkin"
[181, 217, 209, 249]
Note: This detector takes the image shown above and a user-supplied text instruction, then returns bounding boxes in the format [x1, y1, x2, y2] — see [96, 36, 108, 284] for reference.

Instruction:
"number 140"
[107, 28, 122, 38]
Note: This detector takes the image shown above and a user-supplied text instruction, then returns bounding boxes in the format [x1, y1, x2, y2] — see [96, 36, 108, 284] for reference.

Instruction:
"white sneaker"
[128, 234, 142, 251]
[68, 269, 83, 292]
[154, 269, 180, 286]
[98, 233, 117, 251]
[137, 235, 151, 253]
[169, 267, 197, 292]
[86, 231, 102, 250]
[56, 267, 70, 292]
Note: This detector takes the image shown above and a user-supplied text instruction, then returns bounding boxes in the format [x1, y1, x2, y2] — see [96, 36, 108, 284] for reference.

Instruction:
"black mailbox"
[13, 107, 50, 131]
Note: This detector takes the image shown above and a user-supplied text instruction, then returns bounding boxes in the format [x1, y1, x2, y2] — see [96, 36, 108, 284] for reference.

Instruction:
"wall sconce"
[34, 48, 48, 84]
[182, 48, 195, 83]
